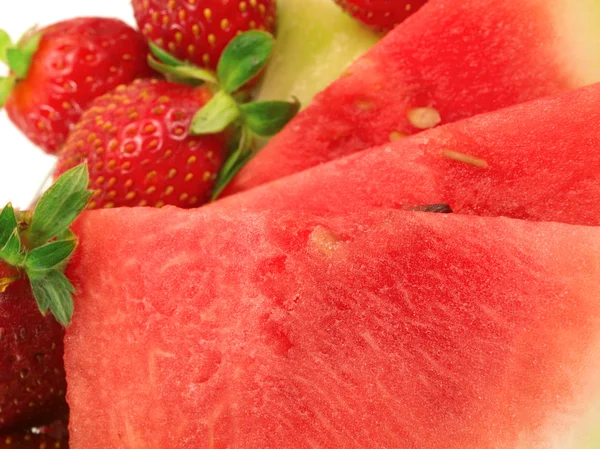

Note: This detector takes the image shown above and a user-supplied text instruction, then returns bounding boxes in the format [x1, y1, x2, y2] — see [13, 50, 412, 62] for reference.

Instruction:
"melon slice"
[256, 0, 379, 108]
[219, 81, 600, 226]
[66, 207, 600, 448]
[226, 0, 600, 194]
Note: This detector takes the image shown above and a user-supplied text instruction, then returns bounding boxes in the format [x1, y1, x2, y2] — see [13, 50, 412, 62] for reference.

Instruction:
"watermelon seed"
[412, 204, 453, 214]
[442, 150, 488, 168]
[308, 226, 342, 257]
[389, 131, 406, 142]
[407, 107, 441, 129]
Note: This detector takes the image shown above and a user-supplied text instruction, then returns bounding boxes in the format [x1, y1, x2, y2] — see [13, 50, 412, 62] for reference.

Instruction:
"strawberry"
[334, 0, 428, 32]
[0, 167, 93, 431]
[0, 418, 69, 449]
[0, 277, 67, 431]
[132, 0, 276, 70]
[0, 431, 68, 449]
[55, 79, 226, 209]
[56, 32, 300, 208]
[0, 18, 154, 154]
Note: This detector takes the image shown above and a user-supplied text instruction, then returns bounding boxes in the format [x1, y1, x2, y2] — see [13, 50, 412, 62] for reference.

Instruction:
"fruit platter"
[1, 0, 600, 447]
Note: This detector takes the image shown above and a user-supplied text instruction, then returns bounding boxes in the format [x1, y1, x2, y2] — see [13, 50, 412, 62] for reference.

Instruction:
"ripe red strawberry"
[0, 431, 67, 449]
[55, 79, 226, 209]
[0, 276, 67, 431]
[0, 18, 154, 154]
[334, 0, 428, 32]
[0, 418, 69, 449]
[0, 168, 92, 431]
[132, 0, 276, 70]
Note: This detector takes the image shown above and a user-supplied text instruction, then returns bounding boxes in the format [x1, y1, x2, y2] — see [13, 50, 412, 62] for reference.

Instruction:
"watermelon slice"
[218, 82, 600, 226]
[226, 0, 600, 194]
[66, 207, 600, 448]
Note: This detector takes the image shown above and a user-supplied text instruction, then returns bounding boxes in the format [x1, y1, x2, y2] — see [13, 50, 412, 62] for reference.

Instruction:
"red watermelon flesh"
[218, 82, 600, 226]
[225, 0, 600, 194]
[66, 207, 600, 448]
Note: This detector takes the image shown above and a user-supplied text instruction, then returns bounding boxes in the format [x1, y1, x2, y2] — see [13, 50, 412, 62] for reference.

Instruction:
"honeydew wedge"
[255, 0, 379, 108]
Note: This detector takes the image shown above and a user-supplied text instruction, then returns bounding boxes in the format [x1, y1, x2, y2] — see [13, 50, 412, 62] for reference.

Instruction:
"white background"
[0, 1, 136, 208]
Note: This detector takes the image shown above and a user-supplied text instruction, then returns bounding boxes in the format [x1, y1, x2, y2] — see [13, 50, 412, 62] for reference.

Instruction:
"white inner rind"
[553, 0, 600, 86]
[536, 332, 600, 448]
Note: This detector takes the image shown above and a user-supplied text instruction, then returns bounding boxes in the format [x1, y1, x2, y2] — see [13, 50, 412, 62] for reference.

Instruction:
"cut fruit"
[66, 207, 600, 448]
[219, 82, 600, 226]
[255, 0, 379, 108]
[226, 0, 600, 194]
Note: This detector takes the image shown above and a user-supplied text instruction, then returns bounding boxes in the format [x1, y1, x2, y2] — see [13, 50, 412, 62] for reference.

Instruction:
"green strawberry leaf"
[5, 48, 29, 78]
[147, 43, 218, 85]
[19, 31, 42, 56]
[0, 76, 16, 108]
[190, 90, 240, 135]
[28, 164, 92, 248]
[56, 228, 77, 241]
[25, 239, 77, 273]
[217, 31, 275, 93]
[16, 25, 40, 48]
[0, 29, 12, 64]
[147, 55, 218, 85]
[5, 31, 42, 79]
[240, 99, 301, 137]
[30, 269, 75, 326]
[0, 228, 23, 266]
[212, 127, 254, 200]
[0, 203, 18, 248]
[212, 151, 254, 201]
[0, 164, 91, 326]
[149, 41, 186, 66]
[0, 205, 25, 270]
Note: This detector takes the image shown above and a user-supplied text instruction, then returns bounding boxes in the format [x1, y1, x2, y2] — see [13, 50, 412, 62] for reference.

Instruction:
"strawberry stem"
[147, 42, 218, 85]
[211, 127, 255, 201]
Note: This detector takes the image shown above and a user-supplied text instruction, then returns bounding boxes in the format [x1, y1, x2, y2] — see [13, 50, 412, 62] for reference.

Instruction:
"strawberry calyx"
[147, 43, 218, 85]
[148, 31, 301, 200]
[0, 165, 93, 326]
[0, 27, 44, 107]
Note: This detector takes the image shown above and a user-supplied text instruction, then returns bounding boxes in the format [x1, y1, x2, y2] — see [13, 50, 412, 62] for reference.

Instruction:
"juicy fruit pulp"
[255, 0, 379, 109]
[5, 18, 152, 154]
[225, 0, 600, 194]
[217, 82, 600, 226]
[66, 207, 600, 448]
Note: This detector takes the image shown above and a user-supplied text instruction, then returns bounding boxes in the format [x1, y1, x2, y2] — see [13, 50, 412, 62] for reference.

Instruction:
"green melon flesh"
[255, 0, 380, 108]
